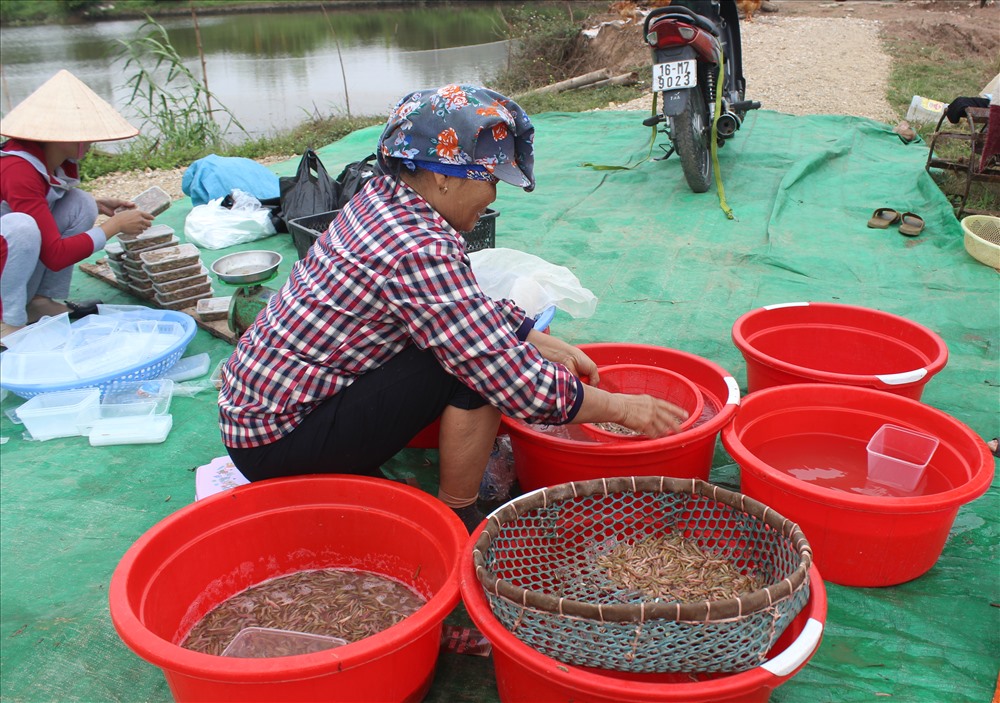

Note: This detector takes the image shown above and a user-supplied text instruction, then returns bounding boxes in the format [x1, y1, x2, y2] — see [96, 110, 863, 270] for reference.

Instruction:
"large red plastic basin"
[502, 344, 740, 491]
[731, 302, 948, 400]
[109, 476, 467, 702]
[460, 530, 827, 703]
[722, 384, 993, 587]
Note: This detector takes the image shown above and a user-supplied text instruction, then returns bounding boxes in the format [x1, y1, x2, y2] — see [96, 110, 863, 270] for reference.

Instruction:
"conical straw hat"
[0, 70, 138, 143]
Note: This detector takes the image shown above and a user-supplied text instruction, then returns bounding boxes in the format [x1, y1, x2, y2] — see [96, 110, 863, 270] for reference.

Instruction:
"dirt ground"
[580, 0, 998, 118]
[86, 0, 999, 204]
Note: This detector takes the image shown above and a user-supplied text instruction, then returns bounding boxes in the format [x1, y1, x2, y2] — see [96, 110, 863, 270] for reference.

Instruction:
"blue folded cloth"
[181, 154, 280, 206]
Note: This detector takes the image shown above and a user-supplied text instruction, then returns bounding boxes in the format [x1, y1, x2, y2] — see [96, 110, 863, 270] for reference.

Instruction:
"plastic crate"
[288, 208, 498, 260]
[288, 210, 340, 260]
[463, 208, 498, 253]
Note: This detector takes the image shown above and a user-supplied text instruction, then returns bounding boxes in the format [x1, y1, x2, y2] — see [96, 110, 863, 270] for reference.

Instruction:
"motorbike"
[642, 0, 760, 193]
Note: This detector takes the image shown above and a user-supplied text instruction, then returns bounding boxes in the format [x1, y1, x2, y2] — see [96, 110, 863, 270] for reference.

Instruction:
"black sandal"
[990, 438, 1000, 459]
[63, 299, 102, 320]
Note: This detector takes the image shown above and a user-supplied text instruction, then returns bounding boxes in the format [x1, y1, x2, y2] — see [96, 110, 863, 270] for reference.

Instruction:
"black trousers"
[227, 345, 488, 481]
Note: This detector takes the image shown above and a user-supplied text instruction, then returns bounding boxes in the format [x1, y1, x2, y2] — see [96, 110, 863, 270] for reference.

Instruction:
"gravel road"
[86, 14, 895, 205]
[605, 15, 894, 121]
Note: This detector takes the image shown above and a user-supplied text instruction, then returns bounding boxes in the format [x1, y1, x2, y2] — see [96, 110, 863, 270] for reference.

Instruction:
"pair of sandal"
[867, 208, 925, 237]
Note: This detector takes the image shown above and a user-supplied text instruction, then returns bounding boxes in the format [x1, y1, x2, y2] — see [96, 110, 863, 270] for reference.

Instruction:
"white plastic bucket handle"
[761, 617, 824, 677]
[761, 302, 810, 310]
[876, 369, 928, 386]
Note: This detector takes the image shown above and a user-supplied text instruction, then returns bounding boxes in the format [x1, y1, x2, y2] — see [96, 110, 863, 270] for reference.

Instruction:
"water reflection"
[0, 7, 511, 141]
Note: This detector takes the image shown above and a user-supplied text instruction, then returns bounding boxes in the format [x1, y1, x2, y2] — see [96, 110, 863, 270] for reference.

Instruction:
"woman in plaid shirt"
[219, 85, 687, 530]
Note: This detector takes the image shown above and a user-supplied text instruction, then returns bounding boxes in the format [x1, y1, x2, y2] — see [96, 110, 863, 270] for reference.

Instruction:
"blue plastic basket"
[1, 310, 197, 400]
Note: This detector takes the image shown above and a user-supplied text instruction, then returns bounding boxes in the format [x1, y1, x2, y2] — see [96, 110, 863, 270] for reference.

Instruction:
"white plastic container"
[99, 379, 174, 418]
[162, 353, 211, 382]
[0, 349, 79, 385]
[1, 313, 72, 353]
[867, 424, 940, 491]
[221, 627, 347, 658]
[15, 388, 100, 441]
[905, 95, 947, 125]
[88, 415, 173, 446]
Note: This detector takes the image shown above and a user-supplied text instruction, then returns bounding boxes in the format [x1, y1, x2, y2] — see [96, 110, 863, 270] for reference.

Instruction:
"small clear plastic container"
[1, 313, 72, 352]
[0, 350, 79, 385]
[221, 627, 347, 658]
[88, 414, 173, 446]
[122, 257, 149, 275]
[155, 288, 214, 311]
[140, 243, 201, 273]
[196, 296, 232, 322]
[147, 261, 206, 285]
[162, 353, 211, 382]
[151, 268, 209, 294]
[153, 275, 211, 299]
[16, 387, 100, 441]
[105, 240, 125, 261]
[120, 229, 177, 253]
[210, 358, 226, 389]
[129, 185, 173, 216]
[867, 424, 940, 491]
[100, 379, 174, 418]
[64, 326, 123, 377]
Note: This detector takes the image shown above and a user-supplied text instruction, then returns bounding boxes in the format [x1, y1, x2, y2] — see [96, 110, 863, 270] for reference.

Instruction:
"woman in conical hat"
[0, 70, 155, 335]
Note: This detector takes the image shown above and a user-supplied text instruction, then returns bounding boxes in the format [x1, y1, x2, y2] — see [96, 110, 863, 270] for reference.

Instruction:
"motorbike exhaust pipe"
[716, 112, 741, 138]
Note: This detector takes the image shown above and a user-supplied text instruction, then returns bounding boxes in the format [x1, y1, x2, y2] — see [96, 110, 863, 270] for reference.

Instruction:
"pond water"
[0, 5, 516, 143]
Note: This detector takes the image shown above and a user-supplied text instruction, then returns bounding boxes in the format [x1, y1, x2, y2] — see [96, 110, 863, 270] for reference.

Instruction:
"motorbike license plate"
[652, 60, 697, 91]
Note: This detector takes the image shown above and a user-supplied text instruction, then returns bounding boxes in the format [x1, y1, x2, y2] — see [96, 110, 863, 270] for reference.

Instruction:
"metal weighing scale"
[209, 250, 283, 337]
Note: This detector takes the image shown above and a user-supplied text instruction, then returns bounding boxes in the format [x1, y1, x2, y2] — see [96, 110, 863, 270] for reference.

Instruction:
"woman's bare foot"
[25, 296, 71, 323]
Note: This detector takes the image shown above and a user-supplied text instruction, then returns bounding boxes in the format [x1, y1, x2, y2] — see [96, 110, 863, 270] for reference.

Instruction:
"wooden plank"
[79, 259, 239, 344]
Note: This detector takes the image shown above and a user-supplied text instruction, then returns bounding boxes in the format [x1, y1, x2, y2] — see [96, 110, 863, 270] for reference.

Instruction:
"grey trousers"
[1, 188, 98, 325]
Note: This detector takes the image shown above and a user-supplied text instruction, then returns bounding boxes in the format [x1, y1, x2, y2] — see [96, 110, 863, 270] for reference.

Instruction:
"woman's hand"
[613, 392, 688, 438]
[526, 329, 600, 386]
[100, 208, 154, 238]
[96, 198, 134, 218]
[573, 385, 689, 439]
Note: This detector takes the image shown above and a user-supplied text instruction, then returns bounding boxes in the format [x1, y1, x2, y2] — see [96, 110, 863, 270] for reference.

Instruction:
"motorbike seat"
[645, 5, 723, 38]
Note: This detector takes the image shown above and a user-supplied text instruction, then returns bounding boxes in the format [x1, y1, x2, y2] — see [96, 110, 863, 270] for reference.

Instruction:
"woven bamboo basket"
[961, 215, 1000, 270]
[473, 476, 812, 674]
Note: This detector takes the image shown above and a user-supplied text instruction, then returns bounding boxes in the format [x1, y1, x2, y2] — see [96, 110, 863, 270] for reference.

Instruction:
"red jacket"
[1, 138, 98, 273]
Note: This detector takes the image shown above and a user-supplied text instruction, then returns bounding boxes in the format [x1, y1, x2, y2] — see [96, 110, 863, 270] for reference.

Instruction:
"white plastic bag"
[470, 248, 597, 318]
[184, 189, 277, 250]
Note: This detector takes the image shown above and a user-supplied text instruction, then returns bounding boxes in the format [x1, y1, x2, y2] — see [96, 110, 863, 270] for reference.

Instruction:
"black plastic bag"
[279, 149, 340, 230]
[334, 153, 382, 209]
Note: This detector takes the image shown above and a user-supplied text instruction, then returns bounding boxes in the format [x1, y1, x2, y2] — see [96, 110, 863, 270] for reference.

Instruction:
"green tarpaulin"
[1, 109, 997, 702]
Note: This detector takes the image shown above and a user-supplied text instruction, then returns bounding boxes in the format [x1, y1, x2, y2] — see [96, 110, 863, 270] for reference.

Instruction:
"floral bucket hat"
[377, 84, 535, 192]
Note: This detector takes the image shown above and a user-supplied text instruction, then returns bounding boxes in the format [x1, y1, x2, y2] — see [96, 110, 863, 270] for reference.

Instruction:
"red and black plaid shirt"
[219, 175, 582, 448]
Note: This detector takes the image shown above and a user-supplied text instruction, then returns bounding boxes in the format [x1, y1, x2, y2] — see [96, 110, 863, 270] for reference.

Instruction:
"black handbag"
[278, 148, 340, 231]
[333, 153, 382, 209]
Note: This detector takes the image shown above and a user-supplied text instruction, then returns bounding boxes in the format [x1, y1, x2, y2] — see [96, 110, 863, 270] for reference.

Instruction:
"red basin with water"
[109, 476, 467, 702]
[722, 384, 993, 586]
[502, 344, 740, 492]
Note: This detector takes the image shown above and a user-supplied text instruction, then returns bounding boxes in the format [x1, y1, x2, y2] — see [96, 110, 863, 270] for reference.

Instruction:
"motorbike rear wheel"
[668, 85, 712, 193]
